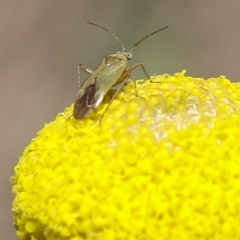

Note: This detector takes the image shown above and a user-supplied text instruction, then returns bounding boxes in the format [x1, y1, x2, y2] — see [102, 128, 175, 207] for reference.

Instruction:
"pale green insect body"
[73, 22, 168, 120]
[73, 51, 131, 119]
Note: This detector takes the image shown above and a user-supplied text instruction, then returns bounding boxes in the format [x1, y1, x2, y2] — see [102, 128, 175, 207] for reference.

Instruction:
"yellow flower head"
[12, 71, 240, 240]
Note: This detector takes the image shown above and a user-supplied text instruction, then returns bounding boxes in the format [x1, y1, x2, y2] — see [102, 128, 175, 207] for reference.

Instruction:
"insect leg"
[99, 63, 159, 125]
[125, 63, 161, 84]
[121, 63, 150, 98]
[99, 63, 146, 125]
[99, 75, 129, 126]
[78, 64, 93, 89]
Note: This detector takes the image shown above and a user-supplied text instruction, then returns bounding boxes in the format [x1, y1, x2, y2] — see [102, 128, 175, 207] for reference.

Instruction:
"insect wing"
[73, 78, 97, 119]
[73, 22, 169, 121]
[94, 53, 128, 94]
[73, 53, 128, 119]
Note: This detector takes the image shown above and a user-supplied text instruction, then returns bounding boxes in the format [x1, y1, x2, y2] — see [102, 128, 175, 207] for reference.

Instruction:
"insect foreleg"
[119, 63, 150, 97]
[128, 63, 150, 79]
[126, 63, 161, 84]
[78, 64, 93, 89]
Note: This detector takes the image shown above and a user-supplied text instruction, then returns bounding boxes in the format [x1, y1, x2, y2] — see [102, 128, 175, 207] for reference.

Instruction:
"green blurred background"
[1, 1, 240, 239]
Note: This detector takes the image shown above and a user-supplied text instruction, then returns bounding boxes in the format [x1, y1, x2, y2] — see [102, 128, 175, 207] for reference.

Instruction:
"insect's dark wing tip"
[73, 79, 97, 119]
[73, 102, 92, 119]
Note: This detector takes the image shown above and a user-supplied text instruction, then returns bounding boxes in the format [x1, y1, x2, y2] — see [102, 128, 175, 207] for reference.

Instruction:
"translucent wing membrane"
[73, 78, 97, 119]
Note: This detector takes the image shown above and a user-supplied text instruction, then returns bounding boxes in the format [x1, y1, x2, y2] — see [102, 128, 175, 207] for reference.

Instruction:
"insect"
[73, 22, 168, 120]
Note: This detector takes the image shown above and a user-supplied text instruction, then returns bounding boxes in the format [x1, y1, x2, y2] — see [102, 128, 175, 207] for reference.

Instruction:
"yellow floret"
[12, 71, 240, 240]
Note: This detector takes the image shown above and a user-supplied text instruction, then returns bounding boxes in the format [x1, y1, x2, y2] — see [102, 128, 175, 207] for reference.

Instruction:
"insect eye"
[125, 52, 132, 59]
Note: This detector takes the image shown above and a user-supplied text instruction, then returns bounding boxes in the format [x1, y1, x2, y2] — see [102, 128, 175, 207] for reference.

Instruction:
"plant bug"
[73, 22, 168, 121]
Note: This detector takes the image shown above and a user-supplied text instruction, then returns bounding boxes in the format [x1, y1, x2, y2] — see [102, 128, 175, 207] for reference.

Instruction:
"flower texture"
[12, 71, 240, 240]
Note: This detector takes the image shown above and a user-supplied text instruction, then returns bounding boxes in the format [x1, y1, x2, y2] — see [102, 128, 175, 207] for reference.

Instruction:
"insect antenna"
[130, 26, 169, 53]
[87, 22, 126, 51]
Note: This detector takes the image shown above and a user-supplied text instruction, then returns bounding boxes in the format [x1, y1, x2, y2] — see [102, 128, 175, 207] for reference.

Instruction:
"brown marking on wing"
[73, 79, 97, 119]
